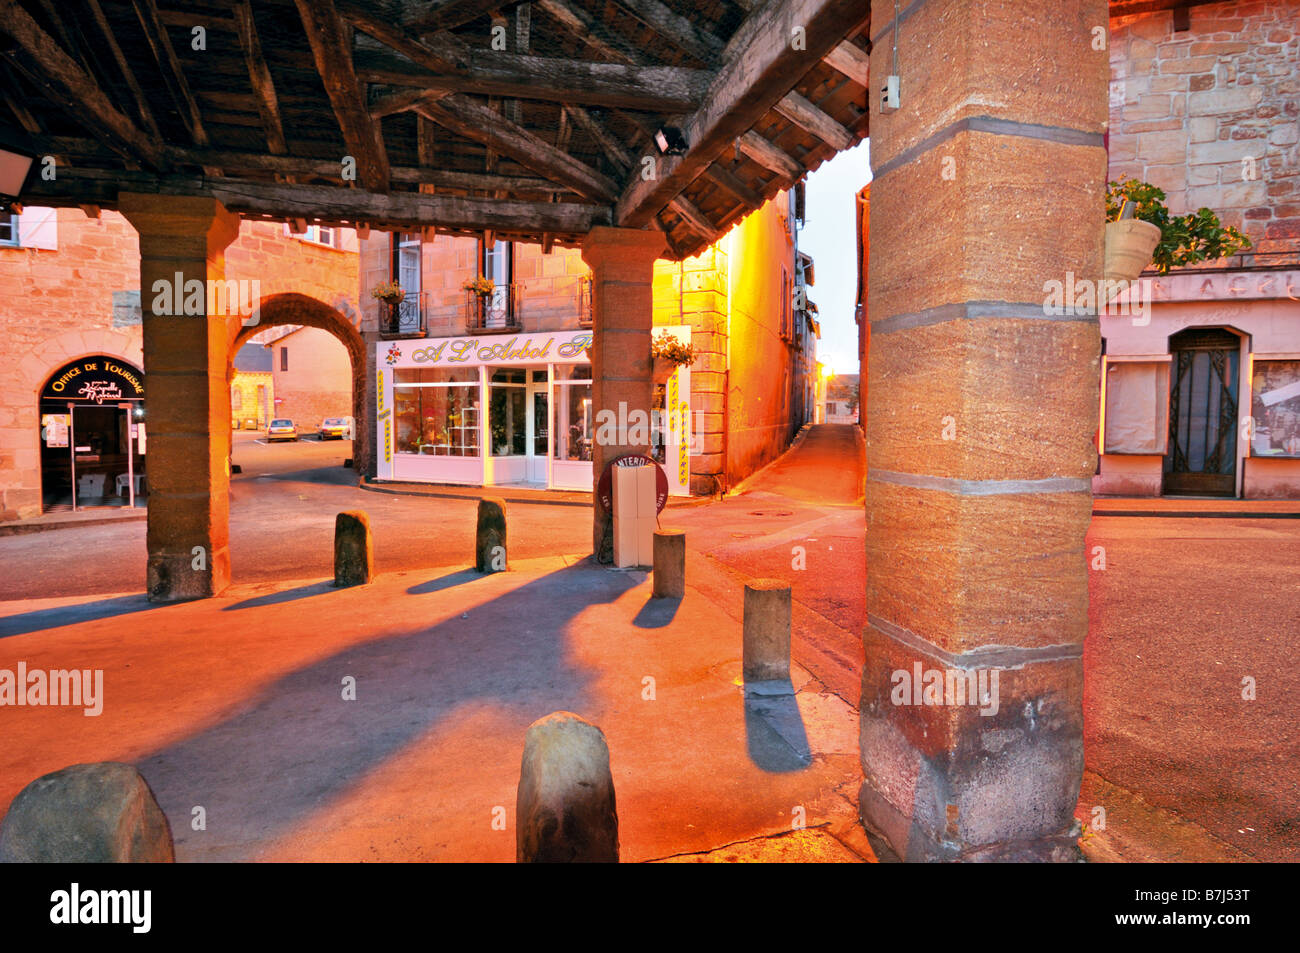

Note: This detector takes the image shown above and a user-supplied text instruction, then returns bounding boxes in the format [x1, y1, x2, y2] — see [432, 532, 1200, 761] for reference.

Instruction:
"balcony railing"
[1140, 243, 1300, 277]
[379, 292, 426, 337]
[465, 284, 522, 333]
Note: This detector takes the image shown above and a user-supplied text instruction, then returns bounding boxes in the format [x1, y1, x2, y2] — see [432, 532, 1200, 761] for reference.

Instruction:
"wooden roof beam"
[293, 0, 390, 192]
[737, 130, 803, 180]
[22, 168, 610, 234]
[701, 162, 763, 209]
[669, 196, 721, 244]
[130, 0, 208, 147]
[407, 0, 496, 34]
[612, 0, 724, 65]
[774, 90, 855, 151]
[822, 39, 869, 84]
[534, 0, 642, 66]
[346, 40, 706, 112]
[614, 0, 864, 228]
[232, 0, 287, 156]
[414, 94, 619, 205]
[0, 0, 169, 169]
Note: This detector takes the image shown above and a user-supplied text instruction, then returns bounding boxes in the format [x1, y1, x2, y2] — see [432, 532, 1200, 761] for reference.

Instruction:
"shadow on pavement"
[133, 562, 642, 858]
[223, 580, 338, 611]
[407, 568, 488, 596]
[744, 684, 813, 773]
[0, 594, 161, 639]
[632, 595, 681, 628]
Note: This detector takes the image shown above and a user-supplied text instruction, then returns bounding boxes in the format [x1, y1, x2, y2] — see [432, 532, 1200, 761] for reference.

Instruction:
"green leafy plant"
[463, 275, 495, 296]
[1107, 177, 1251, 274]
[370, 281, 406, 304]
[651, 333, 698, 367]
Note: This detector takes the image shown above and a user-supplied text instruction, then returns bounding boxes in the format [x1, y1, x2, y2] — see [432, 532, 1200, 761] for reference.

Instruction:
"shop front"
[38, 355, 147, 511]
[1097, 269, 1300, 498]
[375, 328, 692, 495]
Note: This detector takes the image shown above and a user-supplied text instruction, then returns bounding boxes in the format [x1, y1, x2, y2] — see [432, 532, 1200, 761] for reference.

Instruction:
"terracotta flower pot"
[1104, 219, 1162, 285]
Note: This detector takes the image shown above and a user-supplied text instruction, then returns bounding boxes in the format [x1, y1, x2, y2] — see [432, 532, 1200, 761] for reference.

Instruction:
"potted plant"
[1105, 177, 1251, 283]
[371, 281, 407, 328]
[463, 275, 495, 297]
[651, 333, 698, 383]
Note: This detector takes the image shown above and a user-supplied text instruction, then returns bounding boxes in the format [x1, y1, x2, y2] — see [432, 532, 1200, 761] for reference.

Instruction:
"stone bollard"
[334, 510, 373, 587]
[476, 497, 508, 573]
[0, 763, 174, 863]
[516, 712, 618, 863]
[652, 530, 686, 599]
[743, 578, 792, 683]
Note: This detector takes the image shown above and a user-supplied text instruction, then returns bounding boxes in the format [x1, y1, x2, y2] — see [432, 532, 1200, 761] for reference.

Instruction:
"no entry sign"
[597, 454, 669, 514]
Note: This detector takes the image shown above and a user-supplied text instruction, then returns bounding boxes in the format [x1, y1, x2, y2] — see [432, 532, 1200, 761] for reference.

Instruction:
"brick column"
[581, 227, 666, 561]
[119, 194, 242, 601]
[861, 0, 1108, 860]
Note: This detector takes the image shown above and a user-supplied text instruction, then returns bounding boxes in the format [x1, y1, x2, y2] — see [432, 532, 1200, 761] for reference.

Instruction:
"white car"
[317, 417, 349, 440]
[267, 418, 298, 442]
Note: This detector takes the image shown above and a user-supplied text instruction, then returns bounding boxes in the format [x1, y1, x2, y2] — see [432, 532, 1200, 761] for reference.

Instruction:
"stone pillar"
[652, 529, 686, 599]
[120, 194, 242, 601]
[743, 579, 792, 683]
[861, 0, 1107, 861]
[580, 227, 666, 562]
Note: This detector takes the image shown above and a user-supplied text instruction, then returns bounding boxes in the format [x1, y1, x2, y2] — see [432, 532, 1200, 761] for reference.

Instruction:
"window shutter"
[20, 206, 58, 249]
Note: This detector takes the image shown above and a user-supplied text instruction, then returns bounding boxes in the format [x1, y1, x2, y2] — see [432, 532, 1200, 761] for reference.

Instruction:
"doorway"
[40, 402, 147, 511]
[1164, 327, 1241, 497]
[527, 370, 549, 485]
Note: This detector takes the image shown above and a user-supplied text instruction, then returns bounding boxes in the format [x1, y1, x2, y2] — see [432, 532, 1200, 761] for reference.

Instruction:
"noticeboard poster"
[41, 413, 70, 448]
[1250, 361, 1300, 458]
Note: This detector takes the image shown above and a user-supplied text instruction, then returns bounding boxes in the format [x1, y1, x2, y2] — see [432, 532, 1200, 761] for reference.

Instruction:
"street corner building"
[361, 188, 820, 497]
[1096, 0, 1300, 499]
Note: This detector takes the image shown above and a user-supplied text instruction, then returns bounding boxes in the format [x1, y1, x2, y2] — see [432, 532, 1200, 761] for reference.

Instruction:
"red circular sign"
[597, 454, 669, 514]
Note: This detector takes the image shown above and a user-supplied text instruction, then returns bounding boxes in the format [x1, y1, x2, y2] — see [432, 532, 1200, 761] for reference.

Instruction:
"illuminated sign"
[41, 356, 144, 402]
[382, 331, 592, 369]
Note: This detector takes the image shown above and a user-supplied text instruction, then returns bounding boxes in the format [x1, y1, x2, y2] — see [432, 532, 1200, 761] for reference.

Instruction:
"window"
[780, 267, 792, 339]
[392, 232, 421, 297]
[284, 223, 339, 247]
[393, 368, 480, 457]
[477, 238, 514, 326]
[552, 365, 593, 462]
[232, 390, 243, 410]
[489, 368, 527, 456]
[0, 212, 15, 246]
[280, 347, 288, 371]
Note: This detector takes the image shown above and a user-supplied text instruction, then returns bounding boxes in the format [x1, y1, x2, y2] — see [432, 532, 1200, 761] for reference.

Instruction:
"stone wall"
[2, 208, 361, 519]
[1108, 0, 1300, 251]
[268, 327, 352, 428]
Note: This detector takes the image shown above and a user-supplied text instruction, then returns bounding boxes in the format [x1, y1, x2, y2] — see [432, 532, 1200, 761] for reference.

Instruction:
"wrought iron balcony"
[378, 292, 426, 337]
[465, 284, 522, 334]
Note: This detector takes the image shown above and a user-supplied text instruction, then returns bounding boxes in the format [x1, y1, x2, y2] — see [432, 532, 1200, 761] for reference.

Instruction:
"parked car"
[317, 417, 349, 440]
[244, 418, 258, 430]
[267, 418, 298, 442]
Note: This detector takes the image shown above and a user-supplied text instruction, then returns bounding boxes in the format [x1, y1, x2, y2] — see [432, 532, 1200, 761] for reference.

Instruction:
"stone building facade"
[360, 190, 813, 496]
[263, 325, 353, 431]
[1099, 0, 1300, 498]
[1, 209, 361, 520]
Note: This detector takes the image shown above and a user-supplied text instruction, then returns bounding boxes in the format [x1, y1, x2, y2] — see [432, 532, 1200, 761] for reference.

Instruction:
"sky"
[799, 139, 871, 376]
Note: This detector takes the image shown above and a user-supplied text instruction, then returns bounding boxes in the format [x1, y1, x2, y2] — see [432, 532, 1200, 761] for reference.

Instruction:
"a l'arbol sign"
[597, 454, 669, 515]
[42, 356, 145, 404]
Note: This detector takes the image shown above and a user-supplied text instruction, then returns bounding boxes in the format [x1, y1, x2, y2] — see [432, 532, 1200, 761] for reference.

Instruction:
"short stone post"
[743, 578, 792, 683]
[652, 530, 686, 599]
[334, 511, 373, 587]
[476, 497, 508, 572]
[516, 712, 618, 863]
[0, 763, 175, 863]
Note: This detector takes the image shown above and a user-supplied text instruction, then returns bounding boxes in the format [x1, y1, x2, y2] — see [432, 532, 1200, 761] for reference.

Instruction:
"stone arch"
[229, 293, 368, 476]
[7, 328, 143, 519]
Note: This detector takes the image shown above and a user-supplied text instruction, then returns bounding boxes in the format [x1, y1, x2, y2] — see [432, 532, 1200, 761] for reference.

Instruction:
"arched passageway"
[230, 293, 368, 477]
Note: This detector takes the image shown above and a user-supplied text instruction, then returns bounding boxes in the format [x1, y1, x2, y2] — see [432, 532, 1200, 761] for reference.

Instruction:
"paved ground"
[0, 423, 1295, 861]
[1081, 515, 1300, 862]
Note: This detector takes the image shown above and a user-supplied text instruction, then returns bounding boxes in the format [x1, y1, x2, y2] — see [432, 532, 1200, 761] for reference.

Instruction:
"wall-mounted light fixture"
[654, 126, 689, 156]
[0, 126, 36, 208]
